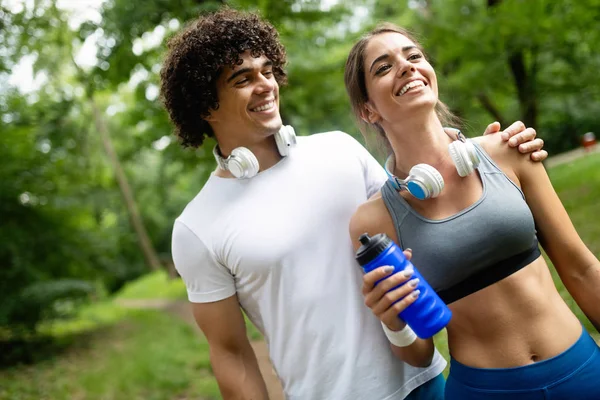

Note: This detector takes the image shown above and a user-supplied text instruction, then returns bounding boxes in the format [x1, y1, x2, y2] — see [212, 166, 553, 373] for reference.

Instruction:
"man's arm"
[192, 296, 269, 399]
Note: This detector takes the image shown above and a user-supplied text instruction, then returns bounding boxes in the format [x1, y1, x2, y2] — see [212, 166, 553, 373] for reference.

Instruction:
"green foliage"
[406, 0, 600, 152]
[0, 46, 145, 336]
[0, 91, 95, 334]
[115, 270, 187, 300]
[547, 152, 600, 261]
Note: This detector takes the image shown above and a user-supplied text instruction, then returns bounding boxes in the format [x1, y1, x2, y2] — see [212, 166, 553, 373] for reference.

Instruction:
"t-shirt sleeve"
[171, 220, 236, 303]
[339, 131, 387, 198]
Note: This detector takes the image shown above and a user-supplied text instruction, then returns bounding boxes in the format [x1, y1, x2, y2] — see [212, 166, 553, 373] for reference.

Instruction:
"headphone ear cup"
[449, 140, 479, 177]
[275, 125, 297, 156]
[449, 141, 469, 177]
[409, 164, 445, 199]
[465, 141, 480, 170]
[229, 147, 259, 179]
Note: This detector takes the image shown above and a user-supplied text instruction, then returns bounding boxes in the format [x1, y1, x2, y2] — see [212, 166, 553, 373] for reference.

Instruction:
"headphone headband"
[212, 146, 228, 171]
[213, 125, 297, 179]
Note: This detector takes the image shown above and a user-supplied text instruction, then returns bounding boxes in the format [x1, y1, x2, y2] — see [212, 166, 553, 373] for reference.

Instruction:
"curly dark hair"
[159, 8, 288, 148]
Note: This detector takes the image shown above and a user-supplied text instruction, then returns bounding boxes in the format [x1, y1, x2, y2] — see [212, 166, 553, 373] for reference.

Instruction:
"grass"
[112, 269, 262, 340]
[544, 152, 600, 337]
[0, 306, 220, 400]
[114, 270, 187, 301]
[546, 153, 600, 258]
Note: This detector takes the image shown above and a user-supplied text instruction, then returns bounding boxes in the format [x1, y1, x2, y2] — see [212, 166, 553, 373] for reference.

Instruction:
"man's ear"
[204, 110, 216, 122]
[360, 102, 381, 125]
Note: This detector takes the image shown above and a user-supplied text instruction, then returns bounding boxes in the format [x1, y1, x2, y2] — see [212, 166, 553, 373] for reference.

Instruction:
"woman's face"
[362, 32, 438, 126]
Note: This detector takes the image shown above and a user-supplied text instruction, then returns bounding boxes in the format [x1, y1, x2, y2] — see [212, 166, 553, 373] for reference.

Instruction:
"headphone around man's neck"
[212, 125, 297, 179]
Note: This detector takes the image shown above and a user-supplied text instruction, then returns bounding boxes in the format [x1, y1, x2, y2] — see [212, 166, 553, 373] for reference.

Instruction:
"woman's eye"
[375, 64, 391, 75]
[263, 70, 273, 77]
[408, 53, 423, 61]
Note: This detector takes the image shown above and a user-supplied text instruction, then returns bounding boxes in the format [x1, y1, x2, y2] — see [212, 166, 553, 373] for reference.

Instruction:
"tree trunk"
[477, 92, 507, 127]
[90, 97, 162, 272]
[508, 51, 538, 129]
[487, 0, 538, 129]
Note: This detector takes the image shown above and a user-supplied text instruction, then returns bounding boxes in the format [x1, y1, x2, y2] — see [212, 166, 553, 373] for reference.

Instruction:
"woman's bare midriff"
[446, 256, 583, 369]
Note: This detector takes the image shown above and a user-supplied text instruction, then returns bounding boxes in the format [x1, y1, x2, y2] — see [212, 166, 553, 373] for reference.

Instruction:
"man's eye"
[236, 78, 249, 85]
[263, 70, 273, 76]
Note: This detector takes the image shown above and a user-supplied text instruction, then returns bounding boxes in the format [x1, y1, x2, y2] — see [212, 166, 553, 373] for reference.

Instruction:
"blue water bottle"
[355, 233, 452, 339]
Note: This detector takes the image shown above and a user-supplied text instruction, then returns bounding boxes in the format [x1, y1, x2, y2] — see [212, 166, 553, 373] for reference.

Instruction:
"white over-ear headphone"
[212, 125, 297, 179]
[385, 128, 480, 200]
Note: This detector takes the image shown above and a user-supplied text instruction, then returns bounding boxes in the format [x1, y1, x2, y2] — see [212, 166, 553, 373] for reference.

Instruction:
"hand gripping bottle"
[355, 233, 452, 339]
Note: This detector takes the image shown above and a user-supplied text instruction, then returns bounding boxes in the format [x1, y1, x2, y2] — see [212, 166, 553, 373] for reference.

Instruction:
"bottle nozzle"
[359, 233, 371, 246]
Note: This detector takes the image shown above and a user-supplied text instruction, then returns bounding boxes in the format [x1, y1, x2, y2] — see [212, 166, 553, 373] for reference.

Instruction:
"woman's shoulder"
[472, 134, 528, 181]
[350, 192, 397, 248]
[473, 133, 529, 167]
[352, 192, 385, 223]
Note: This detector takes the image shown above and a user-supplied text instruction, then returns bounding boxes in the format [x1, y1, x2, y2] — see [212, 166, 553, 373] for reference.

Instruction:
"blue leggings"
[445, 328, 600, 399]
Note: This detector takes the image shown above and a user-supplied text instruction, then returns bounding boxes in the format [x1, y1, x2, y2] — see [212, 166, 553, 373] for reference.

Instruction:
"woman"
[344, 23, 600, 399]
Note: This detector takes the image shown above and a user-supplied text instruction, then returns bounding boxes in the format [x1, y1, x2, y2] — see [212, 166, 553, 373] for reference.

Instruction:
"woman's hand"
[362, 249, 420, 332]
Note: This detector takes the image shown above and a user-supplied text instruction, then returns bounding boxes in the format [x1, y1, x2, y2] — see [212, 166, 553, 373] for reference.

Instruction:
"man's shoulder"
[302, 130, 355, 142]
[175, 179, 223, 231]
[299, 130, 365, 152]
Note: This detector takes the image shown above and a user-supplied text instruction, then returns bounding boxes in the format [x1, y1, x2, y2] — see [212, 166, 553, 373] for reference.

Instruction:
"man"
[160, 8, 547, 400]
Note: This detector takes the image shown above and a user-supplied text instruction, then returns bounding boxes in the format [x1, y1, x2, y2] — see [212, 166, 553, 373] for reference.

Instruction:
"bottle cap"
[355, 233, 392, 266]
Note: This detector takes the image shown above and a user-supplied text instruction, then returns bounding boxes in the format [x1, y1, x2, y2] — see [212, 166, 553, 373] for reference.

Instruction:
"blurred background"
[1, 0, 599, 399]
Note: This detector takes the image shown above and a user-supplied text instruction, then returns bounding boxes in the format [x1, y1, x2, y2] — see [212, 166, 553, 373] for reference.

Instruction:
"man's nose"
[255, 73, 275, 93]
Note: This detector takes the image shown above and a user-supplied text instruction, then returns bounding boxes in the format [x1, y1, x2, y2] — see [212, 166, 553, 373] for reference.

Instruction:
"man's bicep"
[192, 296, 249, 347]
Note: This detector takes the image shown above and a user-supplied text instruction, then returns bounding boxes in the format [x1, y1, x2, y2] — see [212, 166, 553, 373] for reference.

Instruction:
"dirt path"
[545, 145, 600, 168]
[118, 299, 285, 400]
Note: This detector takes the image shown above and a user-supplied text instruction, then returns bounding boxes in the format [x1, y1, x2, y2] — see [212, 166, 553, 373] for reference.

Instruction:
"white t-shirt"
[172, 131, 446, 400]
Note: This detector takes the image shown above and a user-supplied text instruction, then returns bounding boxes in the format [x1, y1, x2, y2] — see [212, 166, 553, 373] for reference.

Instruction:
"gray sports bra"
[381, 141, 541, 304]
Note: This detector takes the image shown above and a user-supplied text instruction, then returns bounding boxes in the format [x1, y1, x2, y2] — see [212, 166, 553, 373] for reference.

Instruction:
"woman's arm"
[516, 155, 600, 332]
[486, 133, 600, 332]
[349, 198, 436, 367]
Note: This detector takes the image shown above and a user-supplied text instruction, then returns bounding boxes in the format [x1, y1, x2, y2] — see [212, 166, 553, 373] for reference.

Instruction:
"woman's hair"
[344, 23, 460, 153]
[160, 8, 287, 148]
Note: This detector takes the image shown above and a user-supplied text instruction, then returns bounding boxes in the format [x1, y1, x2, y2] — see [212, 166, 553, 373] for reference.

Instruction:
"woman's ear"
[360, 103, 381, 124]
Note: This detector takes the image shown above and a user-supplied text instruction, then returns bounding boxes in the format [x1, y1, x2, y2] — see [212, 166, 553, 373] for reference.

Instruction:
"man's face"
[207, 52, 282, 149]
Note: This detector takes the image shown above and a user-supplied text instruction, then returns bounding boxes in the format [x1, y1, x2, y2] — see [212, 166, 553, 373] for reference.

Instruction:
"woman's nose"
[396, 59, 415, 78]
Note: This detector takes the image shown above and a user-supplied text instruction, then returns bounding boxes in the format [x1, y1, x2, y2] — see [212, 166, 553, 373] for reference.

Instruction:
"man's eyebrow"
[369, 46, 418, 73]
[227, 60, 274, 83]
